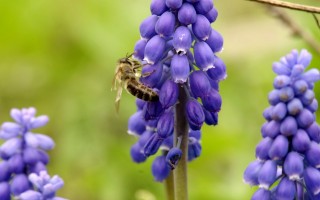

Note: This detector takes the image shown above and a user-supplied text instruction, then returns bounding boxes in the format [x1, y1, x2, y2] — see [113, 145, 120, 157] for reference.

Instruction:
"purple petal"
[150, 0, 167, 16]
[155, 11, 175, 37]
[194, 41, 215, 71]
[192, 15, 211, 41]
[177, 3, 197, 25]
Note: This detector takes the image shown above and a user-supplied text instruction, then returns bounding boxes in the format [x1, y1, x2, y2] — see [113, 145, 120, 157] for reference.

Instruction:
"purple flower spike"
[268, 135, 289, 160]
[283, 152, 303, 180]
[134, 39, 147, 61]
[243, 160, 263, 186]
[251, 188, 272, 200]
[204, 7, 218, 23]
[165, 0, 182, 9]
[150, 0, 167, 16]
[173, 26, 192, 54]
[304, 167, 320, 196]
[159, 79, 178, 109]
[144, 35, 166, 64]
[292, 129, 311, 152]
[171, 54, 190, 83]
[186, 99, 205, 130]
[166, 147, 182, 169]
[194, 41, 215, 71]
[245, 49, 320, 199]
[0, 182, 10, 200]
[157, 111, 174, 138]
[189, 70, 211, 98]
[258, 160, 277, 189]
[152, 155, 170, 182]
[155, 11, 176, 37]
[206, 29, 223, 53]
[275, 177, 296, 200]
[178, 3, 197, 25]
[192, 15, 211, 41]
[140, 15, 158, 40]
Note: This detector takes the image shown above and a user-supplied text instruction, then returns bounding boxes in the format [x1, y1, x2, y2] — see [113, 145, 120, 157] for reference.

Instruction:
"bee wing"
[115, 85, 123, 113]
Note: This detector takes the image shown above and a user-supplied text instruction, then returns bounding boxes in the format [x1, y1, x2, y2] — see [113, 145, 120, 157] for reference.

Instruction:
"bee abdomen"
[126, 80, 159, 102]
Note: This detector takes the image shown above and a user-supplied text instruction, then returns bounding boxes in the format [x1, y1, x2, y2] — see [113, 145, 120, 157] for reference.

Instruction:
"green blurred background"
[0, 0, 319, 199]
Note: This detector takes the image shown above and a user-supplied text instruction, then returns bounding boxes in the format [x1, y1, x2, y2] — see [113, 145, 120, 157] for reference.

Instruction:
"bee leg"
[141, 70, 156, 77]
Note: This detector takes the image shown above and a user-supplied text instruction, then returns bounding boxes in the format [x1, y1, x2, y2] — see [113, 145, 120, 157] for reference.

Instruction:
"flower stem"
[164, 170, 174, 200]
[173, 84, 189, 200]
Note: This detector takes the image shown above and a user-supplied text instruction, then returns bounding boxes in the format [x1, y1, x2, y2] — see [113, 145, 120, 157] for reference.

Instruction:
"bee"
[112, 54, 159, 111]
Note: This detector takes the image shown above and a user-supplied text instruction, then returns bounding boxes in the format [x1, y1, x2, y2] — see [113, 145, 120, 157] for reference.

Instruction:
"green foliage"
[0, 0, 319, 199]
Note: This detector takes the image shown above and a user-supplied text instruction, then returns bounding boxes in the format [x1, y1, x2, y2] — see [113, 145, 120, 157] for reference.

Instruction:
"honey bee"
[112, 54, 159, 111]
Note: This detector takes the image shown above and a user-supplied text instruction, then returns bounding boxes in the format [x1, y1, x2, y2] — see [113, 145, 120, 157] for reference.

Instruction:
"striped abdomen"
[126, 79, 159, 102]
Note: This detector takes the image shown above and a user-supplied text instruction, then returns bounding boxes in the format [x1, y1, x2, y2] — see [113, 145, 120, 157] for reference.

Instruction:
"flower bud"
[258, 160, 277, 189]
[165, 0, 182, 9]
[307, 122, 320, 143]
[204, 7, 218, 23]
[128, 111, 146, 136]
[189, 129, 201, 140]
[261, 120, 280, 138]
[1, 122, 21, 135]
[11, 174, 30, 195]
[300, 89, 315, 105]
[302, 69, 320, 83]
[275, 177, 296, 200]
[189, 70, 211, 98]
[188, 138, 201, 161]
[194, 0, 213, 14]
[268, 90, 280, 105]
[150, 0, 167, 16]
[23, 147, 41, 165]
[0, 182, 10, 200]
[292, 129, 311, 153]
[297, 49, 312, 67]
[280, 116, 297, 136]
[279, 87, 294, 102]
[152, 155, 170, 182]
[293, 79, 308, 95]
[161, 135, 173, 150]
[155, 11, 175, 37]
[159, 79, 178, 109]
[304, 167, 320, 196]
[166, 147, 182, 169]
[272, 62, 290, 75]
[255, 137, 273, 160]
[29, 115, 49, 129]
[291, 64, 304, 77]
[307, 99, 318, 112]
[130, 143, 147, 163]
[287, 98, 303, 115]
[171, 54, 190, 83]
[140, 62, 163, 88]
[178, 3, 197, 25]
[268, 135, 289, 160]
[192, 15, 211, 41]
[273, 75, 290, 89]
[194, 41, 215, 71]
[205, 29, 223, 53]
[296, 108, 314, 128]
[144, 134, 163, 157]
[172, 26, 192, 54]
[262, 107, 272, 121]
[134, 39, 147, 61]
[0, 138, 22, 159]
[145, 101, 164, 120]
[140, 15, 158, 40]
[284, 152, 303, 180]
[186, 99, 205, 130]
[144, 35, 166, 64]
[8, 154, 24, 174]
[19, 191, 42, 200]
[203, 108, 218, 126]
[0, 161, 11, 182]
[270, 102, 287, 121]
[206, 56, 226, 81]
[243, 160, 263, 186]
[251, 188, 272, 200]
[306, 142, 320, 169]
[157, 111, 174, 138]
[201, 89, 221, 112]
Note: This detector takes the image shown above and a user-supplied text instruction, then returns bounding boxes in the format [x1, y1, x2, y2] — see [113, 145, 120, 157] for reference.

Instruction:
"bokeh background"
[0, 0, 319, 199]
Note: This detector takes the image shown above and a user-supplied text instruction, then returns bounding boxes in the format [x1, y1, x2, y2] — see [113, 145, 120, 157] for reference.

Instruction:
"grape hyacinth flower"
[243, 49, 320, 200]
[0, 108, 65, 200]
[127, 0, 225, 199]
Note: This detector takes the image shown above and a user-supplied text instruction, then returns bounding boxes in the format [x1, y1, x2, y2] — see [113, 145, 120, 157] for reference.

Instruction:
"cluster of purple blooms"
[243, 49, 320, 200]
[128, 0, 226, 181]
[0, 108, 65, 200]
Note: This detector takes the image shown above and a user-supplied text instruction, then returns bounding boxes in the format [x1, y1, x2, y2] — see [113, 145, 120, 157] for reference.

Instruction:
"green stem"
[164, 169, 174, 200]
[173, 84, 189, 200]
